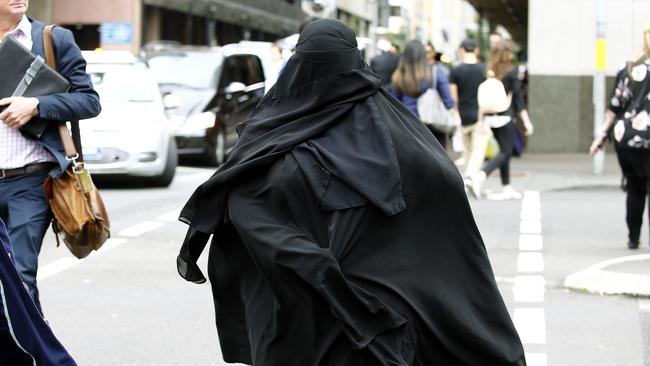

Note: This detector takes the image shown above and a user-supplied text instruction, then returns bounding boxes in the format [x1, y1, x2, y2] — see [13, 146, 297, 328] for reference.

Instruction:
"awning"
[465, 0, 528, 46]
[143, 0, 304, 36]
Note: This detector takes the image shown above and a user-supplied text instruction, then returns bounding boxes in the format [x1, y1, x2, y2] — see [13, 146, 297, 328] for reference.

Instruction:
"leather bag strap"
[43, 25, 84, 162]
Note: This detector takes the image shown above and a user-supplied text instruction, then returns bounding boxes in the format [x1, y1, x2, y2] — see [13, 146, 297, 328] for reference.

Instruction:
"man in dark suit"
[370, 40, 400, 86]
[0, 0, 101, 311]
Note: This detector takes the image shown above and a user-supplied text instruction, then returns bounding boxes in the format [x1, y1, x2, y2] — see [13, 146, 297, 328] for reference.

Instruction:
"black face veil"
[175, 19, 526, 366]
[177, 19, 407, 283]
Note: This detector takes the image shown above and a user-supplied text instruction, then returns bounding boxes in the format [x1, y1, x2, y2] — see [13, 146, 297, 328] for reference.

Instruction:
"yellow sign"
[596, 39, 606, 71]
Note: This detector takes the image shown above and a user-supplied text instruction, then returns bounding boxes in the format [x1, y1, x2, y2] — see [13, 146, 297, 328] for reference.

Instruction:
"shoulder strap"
[42, 25, 84, 163]
[431, 64, 438, 90]
[43, 25, 56, 69]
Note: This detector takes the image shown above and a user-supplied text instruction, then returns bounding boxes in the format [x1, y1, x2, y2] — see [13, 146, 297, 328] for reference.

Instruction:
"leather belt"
[0, 162, 56, 180]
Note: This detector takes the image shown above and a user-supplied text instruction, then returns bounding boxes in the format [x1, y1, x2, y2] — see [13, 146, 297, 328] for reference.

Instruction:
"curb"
[564, 254, 650, 298]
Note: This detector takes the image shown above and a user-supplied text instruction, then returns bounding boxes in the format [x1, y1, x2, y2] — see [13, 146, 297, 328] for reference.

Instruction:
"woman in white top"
[469, 40, 534, 199]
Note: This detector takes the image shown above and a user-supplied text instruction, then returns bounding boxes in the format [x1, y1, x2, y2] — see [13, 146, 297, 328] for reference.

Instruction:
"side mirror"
[224, 81, 246, 95]
[163, 93, 183, 110]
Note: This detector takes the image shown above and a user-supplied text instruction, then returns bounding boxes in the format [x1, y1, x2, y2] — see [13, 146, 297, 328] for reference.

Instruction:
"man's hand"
[0, 97, 39, 128]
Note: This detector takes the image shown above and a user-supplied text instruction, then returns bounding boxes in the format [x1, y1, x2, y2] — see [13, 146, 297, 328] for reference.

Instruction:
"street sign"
[100, 22, 133, 45]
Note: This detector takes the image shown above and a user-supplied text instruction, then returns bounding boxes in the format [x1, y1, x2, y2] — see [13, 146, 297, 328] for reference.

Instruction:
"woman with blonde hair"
[469, 39, 534, 199]
[590, 25, 650, 249]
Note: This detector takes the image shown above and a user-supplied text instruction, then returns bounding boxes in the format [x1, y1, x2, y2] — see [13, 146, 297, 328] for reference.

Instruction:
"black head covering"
[178, 19, 406, 282]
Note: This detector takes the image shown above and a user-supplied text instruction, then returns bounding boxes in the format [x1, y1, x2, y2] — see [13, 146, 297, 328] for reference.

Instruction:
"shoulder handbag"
[40, 25, 110, 259]
[417, 64, 457, 134]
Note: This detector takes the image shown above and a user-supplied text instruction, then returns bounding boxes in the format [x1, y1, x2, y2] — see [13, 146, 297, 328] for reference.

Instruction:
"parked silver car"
[80, 51, 177, 187]
[143, 45, 266, 166]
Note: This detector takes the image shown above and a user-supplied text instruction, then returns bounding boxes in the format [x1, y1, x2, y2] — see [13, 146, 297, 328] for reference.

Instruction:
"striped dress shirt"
[0, 16, 56, 169]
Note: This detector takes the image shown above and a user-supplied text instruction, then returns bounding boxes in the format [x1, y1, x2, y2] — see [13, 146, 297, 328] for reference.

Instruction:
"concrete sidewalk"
[510, 153, 621, 192]
[491, 153, 649, 298]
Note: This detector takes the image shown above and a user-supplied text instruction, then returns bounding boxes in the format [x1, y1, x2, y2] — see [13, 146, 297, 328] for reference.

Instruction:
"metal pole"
[593, 0, 606, 175]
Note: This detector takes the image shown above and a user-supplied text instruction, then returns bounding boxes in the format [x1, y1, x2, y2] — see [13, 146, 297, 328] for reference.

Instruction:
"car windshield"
[90, 64, 158, 103]
[147, 51, 224, 90]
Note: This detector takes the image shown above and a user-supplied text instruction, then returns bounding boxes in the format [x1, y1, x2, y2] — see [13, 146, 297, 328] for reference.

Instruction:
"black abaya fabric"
[177, 19, 525, 365]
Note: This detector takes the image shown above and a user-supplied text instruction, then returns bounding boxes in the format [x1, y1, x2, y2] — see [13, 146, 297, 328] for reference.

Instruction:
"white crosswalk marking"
[156, 209, 182, 222]
[513, 275, 546, 303]
[118, 221, 164, 237]
[515, 191, 547, 363]
[519, 234, 544, 251]
[525, 352, 548, 366]
[517, 252, 545, 273]
[514, 308, 547, 344]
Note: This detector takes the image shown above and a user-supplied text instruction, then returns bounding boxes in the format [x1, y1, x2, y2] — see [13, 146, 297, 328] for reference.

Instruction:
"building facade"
[28, 0, 304, 53]
[527, 0, 650, 152]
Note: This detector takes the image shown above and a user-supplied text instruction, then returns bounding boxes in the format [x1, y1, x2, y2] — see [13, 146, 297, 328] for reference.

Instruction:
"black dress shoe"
[627, 241, 640, 249]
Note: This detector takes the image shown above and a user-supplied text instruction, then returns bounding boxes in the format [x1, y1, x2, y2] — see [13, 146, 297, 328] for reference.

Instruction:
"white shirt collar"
[5, 16, 32, 50]
[7, 15, 31, 41]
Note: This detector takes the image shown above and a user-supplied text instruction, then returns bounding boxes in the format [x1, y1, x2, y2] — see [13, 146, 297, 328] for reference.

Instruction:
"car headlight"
[180, 111, 216, 130]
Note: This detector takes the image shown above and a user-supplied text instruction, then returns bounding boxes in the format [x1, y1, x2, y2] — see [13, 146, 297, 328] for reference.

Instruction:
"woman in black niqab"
[177, 19, 526, 366]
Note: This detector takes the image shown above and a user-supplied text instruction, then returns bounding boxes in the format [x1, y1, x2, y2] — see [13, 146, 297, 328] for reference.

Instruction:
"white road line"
[515, 191, 547, 352]
[520, 209, 542, 221]
[118, 221, 164, 237]
[519, 234, 544, 251]
[156, 209, 182, 222]
[522, 198, 540, 207]
[38, 238, 129, 281]
[37, 257, 79, 281]
[517, 252, 545, 273]
[513, 308, 547, 344]
[39, 216, 171, 281]
[525, 353, 548, 366]
[520, 220, 542, 234]
[93, 238, 128, 254]
[523, 191, 540, 200]
[639, 299, 650, 312]
[513, 275, 546, 303]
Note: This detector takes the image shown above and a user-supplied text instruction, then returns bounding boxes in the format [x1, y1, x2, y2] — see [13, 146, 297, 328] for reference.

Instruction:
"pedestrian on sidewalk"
[449, 38, 489, 176]
[469, 39, 534, 200]
[0, 0, 101, 312]
[590, 25, 650, 249]
[0, 218, 77, 366]
[177, 19, 525, 366]
[390, 39, 457, 149]
[370, 39, 400, 86]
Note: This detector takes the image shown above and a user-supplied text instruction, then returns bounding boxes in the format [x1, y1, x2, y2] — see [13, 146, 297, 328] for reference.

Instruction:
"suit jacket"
[0, 218, 77, 365]
[25, 18, 101, 177]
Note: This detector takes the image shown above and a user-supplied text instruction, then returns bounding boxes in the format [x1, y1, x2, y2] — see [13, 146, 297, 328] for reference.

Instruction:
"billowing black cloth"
[178, 19, 525, 365]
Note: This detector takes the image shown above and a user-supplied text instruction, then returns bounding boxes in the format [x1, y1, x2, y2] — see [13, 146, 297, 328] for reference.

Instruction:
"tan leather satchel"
[41, 25, 110, 259]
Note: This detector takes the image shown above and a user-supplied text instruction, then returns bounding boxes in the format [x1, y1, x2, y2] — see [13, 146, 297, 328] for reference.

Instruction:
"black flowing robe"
[177, 19, 525, 366]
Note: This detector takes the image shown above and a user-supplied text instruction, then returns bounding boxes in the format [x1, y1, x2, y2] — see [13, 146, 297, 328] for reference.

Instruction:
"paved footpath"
[474, 153, 649, 366]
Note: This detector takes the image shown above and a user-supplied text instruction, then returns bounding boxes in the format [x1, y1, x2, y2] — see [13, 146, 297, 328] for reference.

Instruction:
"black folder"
[0, 35, 70, 139]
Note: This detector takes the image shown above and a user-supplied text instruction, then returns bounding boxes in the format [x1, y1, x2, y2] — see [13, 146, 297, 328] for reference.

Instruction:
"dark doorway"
[64, 24, 100, 50]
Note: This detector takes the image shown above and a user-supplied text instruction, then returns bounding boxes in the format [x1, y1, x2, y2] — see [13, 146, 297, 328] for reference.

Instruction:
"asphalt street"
[36, 161, 650, 366]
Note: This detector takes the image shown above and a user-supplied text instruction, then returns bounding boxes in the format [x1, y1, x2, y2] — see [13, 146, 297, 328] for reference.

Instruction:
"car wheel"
[149, 138, 177, 187]
[207, 127, 226, 166]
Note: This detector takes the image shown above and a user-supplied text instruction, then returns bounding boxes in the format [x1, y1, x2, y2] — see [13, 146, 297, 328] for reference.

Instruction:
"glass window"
[219, 55, 264, 88]
[243, 56, 264, 85]
[89, 64, 158, 103]
[147, 51, 224, 90]
[219, 56, 245, 89]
